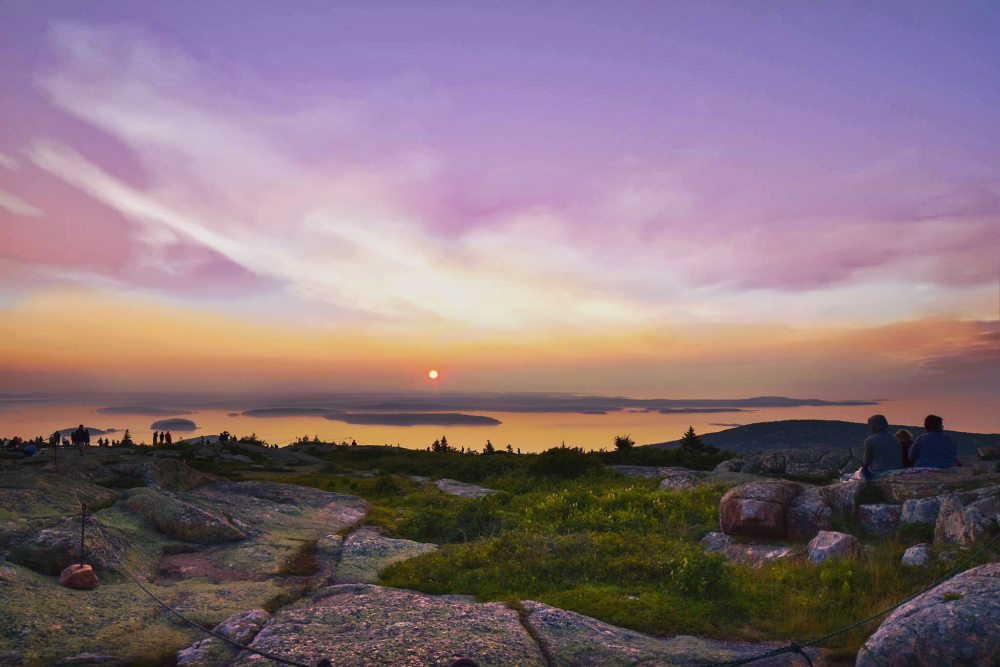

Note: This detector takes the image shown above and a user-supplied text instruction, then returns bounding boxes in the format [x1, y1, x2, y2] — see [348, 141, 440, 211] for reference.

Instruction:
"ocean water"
[1, 397, 995, 453]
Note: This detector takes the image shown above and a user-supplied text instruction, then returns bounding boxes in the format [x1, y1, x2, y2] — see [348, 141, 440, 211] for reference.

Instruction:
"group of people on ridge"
[152, 431, 173, 445]
[859, 414, 959, 479]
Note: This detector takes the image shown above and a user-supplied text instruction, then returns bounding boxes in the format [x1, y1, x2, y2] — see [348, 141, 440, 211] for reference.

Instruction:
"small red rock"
[59, 563, 100, 590]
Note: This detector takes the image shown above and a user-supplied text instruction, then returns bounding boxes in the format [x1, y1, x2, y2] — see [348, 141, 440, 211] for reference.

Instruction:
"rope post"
[80, 502, 87, 567]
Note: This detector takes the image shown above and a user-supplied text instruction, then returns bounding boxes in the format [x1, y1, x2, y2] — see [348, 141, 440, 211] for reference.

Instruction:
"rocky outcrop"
[434, 478, 497, 498]
[901, 497, 941, 524]
[176, 609, 270, 666]
[741, 447, 854, 481]
[977, 446, 1000, 461]
[231, 584, 546, 666]
[0, 472, 372, 665]
[787, 488, 833, 540]
[520, 600, 821, 666]
[121, 488, 246, 543]
[700, 532, 731, 552]
[699, 532, 796, 567]
[192, 443, 323, 468]
[611, 465, 679, 478]
[820, 479, 865, 517]
[4, 516, 130, 575]
[934, 491, 1000, 546]
[659, 470, 703, 491]
[0, 468, 118, 519]
[858, 504, 902, 537]
[807, 531, 860, 563]
[329, 528, 437, 584]
[104, 459, 212, 491]
[719, 479, 804, 540]
[226, 583, 821, 667]
[858, 562, 1000, 666]
[901, 544, 930, 567]
[713, 459, 746, 473]
[873, 470, 1000, 503]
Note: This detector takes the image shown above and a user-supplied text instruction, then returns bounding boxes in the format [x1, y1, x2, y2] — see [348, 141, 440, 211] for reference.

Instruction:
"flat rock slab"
[332, 528, 437, 584]
[0, 469, 118, 521]
[0, 473, 371, 665]
[859, 562, 1000, 666]
[521, 601, 821, 666]
[873, 470, 1000, 503]
[122, 488, 247, 543]
[699, 532, 797, 568]
[610, 466, 694, 479]
[434, 479, 497, 498]
[741, 447, 854, 482]
[4, 516, 130, 575]
[231, 584, 547, 666]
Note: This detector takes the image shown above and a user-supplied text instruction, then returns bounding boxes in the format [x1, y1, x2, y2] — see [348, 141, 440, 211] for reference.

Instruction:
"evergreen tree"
[440, 435, 450, 452]
[483, 439, 496, 455]
[680, 426, 704, 450]
[613, 434, 635, 453]
[121, 429, 134, 447]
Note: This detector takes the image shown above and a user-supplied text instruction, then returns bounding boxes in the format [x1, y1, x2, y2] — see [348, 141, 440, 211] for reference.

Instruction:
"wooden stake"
[80, 502, 87, 567]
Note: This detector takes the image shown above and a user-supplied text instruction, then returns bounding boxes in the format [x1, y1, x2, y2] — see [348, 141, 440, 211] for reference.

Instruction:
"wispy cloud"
[0, 20, 994, 334]
[0, 153, 20, 171]
[0, 189, 42, 217]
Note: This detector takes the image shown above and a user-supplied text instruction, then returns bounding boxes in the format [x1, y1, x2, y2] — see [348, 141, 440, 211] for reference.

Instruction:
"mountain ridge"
[650, 419, 1000, 456]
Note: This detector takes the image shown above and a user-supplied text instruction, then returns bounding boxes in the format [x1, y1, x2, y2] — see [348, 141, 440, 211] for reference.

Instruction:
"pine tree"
[440, 435, 450, 452]
[680, 426, 704, 450]
[121, 429, 134, 447]
[613, 434, 635, 453]
[483, 439, 495, 455]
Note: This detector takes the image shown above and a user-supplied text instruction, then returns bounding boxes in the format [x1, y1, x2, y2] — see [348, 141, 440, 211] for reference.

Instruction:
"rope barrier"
[90, 525, 320, 667]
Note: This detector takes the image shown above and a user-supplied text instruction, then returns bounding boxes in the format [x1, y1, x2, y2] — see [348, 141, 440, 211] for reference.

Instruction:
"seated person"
[861, 414, 904, 478]
[909, 415, 960, 469]
[895, 429, 914, 467]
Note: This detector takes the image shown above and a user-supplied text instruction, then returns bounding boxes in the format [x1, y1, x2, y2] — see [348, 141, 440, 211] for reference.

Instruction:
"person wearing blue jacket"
[909, 415, 960, 469]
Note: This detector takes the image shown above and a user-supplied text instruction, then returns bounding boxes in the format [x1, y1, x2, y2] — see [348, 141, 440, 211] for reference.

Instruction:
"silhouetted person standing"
[153, 430, 160, 446]
[164, 431, 172, 445]
[71, 424, 90, 456]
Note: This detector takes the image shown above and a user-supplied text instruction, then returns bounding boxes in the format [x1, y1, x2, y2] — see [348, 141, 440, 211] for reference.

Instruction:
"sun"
[427, 369, 439, 380]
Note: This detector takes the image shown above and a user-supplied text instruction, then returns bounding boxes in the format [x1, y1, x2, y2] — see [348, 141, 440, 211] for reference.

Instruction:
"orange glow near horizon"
[0, 287, 994, 409]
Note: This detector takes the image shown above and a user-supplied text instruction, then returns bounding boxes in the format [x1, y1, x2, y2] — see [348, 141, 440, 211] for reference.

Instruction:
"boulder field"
[1, 455, 833, 666]
[2, 450, 998, 665]
[704, 466, 1000, 664]
[616, 455, 1000, 662]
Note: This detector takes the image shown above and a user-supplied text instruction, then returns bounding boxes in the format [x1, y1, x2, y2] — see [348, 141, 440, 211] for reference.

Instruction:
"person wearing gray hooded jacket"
[861, 414, 903, 478]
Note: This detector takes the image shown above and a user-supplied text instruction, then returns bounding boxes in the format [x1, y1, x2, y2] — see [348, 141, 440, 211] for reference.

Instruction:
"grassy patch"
[243, 446, 998, 654]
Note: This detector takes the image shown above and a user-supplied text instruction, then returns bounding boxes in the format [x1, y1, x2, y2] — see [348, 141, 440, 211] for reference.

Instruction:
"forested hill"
[650, 419, 1000, 457]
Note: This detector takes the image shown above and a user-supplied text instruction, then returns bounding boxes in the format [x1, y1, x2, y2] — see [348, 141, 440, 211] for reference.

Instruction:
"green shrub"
[529, 446, 606, 479]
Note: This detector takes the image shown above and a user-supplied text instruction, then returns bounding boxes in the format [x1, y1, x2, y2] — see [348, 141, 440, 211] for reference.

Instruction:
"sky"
[0, 1, 998, 405]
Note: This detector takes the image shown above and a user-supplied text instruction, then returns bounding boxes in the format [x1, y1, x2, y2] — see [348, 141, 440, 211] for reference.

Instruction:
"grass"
[245, 444, 1000, 654]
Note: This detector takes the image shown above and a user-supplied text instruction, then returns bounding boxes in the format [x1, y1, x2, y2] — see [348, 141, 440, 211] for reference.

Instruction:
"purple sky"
[0, 1, 997, 401]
